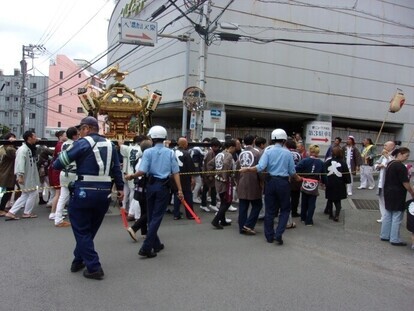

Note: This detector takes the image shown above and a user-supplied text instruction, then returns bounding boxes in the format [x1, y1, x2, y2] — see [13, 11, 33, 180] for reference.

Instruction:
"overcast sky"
[0, 0, 115, 76]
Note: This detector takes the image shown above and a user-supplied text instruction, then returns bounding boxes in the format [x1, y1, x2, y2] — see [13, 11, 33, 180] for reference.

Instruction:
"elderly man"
[5, 131, 40, 220]
[172, 137, 196, 220]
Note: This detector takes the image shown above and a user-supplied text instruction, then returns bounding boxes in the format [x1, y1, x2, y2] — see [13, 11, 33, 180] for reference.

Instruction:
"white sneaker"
[214, 212, 232, 223]
[193, 198, 202, 204]
[49, 213, 56, 220]
[199, 205, 210, 212]
[228, 205, 237, 212]
[368, 186, 375, 190]
[209, 205, 219, 212]
[357, 186, 365, 190]
[376, 219, 382, 223]
[347, 192, 352, 196]
[62, 209, 68, 216]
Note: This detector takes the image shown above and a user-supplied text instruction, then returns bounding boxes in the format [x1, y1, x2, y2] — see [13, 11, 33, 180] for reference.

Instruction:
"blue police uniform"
[256, 144, 296, 243]
[138, 142, 179, 254]
[54, 133, 123, 273]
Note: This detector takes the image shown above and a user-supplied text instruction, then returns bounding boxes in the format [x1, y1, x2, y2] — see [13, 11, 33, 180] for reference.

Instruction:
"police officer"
[240, 129, 301, 245]
[126, 125, 183, 258]
[53, 117, 124, 280]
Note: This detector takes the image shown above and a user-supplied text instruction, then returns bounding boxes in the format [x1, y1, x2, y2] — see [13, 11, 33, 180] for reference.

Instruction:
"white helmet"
[148, 125, 167, 139]
[271, 128, 287, 141]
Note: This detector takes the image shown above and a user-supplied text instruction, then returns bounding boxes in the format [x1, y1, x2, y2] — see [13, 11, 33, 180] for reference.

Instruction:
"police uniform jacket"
[53, 133, 123, 191]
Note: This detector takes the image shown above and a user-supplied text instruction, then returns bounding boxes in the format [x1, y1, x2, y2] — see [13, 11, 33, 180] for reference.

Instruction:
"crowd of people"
[1, 120, 414, 280]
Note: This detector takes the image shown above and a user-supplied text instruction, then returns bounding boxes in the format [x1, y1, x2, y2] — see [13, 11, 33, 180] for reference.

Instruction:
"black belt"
[152, 177, 169, 182]
[270, 175, 289, 180]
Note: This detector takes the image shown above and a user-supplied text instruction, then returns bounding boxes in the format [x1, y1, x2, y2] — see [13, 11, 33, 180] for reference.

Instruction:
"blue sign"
[210, 109, 221, 117]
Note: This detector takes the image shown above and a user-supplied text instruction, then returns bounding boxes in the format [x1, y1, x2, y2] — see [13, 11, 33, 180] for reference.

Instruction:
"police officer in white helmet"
[126, 125, 183, 258]
[240, 128, 301, 245]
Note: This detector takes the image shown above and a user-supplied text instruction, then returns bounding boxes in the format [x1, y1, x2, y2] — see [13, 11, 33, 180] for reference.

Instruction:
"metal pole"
[196, 0, 210, 140]
[181, 38, 190, 137]
[20, 46, 27, 138]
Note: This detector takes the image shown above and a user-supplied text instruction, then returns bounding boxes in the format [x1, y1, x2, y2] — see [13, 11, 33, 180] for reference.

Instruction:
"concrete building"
[107, 0, 414, 152]
[46, 55, 105, 139]
[0, 69, 48, 138]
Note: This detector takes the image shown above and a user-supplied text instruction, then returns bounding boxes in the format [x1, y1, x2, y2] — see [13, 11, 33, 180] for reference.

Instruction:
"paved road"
[1, 184, 413, 311]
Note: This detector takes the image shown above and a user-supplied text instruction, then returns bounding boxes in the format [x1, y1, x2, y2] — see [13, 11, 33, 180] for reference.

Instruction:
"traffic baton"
[180, 198, 201, 224]
[120, 208, 129, 228]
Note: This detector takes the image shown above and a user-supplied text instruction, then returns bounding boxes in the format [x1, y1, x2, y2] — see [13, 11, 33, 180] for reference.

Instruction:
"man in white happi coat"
[6, 131, 40, 220]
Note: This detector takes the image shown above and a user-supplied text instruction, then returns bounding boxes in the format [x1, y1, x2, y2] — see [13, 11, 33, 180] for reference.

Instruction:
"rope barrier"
[0, 169, 371, 195]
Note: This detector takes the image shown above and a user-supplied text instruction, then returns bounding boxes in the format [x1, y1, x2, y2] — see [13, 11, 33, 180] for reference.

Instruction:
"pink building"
[46, 55, 105, 139]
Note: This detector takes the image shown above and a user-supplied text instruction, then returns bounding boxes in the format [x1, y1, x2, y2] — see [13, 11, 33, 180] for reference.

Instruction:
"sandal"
[5, 212, 20, 221]
[0, 211, 7, 217]
[242, 226, 256, 235]
[22, 213, 38, 219]
[286, 222, 296, 229]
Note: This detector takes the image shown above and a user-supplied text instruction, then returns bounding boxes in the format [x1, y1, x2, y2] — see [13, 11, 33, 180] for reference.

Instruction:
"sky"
[0, 0, 115, 76]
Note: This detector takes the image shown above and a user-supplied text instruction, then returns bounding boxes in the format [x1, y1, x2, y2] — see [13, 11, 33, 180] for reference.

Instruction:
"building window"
[6, 82, 10, 86]
[77, 107, 83, 113]
[5, 112, 9, 117]
[14, 97, 19, 102]
[57, 121, 61, 127]
[13, 112, 18, 117]
[30, 83, 37, 89]
[78, 73, 81, 78]
[29, 98, 36, 104]
[12, 127, 17, 132]
[29, 128, 35, 132]
[58, 104, 62, 113]
[5, 97, 9, 101]
[59, 88, 63, 96]
[29, 113, 36, 119]
[59, 71, 63, 79]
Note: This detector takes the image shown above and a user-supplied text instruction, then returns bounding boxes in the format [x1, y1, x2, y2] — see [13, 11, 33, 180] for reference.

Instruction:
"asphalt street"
[1, 184, 413, 311]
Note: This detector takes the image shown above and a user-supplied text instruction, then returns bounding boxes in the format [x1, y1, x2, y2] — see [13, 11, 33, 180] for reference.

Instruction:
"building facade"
[0, 69, 48, 138]
[46, 55, 105, 139]
[107, 0, 413, 151]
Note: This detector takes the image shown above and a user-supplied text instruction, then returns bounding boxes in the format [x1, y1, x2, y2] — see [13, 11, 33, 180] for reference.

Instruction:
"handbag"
[301, 178, 319, 196]
[300, 160, 320, 196]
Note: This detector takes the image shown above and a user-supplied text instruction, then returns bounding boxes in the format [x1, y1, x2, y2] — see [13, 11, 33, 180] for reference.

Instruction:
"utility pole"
[196, 0, 211, 140]
[20, 44, 43, 137]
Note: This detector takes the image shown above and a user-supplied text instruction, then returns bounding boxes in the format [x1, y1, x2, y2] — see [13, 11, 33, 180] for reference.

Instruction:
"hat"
[77, 116, 99, 129]
[348, 135, 355, 143]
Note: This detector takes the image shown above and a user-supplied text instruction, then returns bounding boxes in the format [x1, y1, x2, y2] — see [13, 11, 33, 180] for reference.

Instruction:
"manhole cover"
[352, 199, 379, 210]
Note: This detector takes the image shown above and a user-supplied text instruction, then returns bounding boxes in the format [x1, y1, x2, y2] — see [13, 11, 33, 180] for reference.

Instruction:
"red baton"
[180, 198, 201, 224]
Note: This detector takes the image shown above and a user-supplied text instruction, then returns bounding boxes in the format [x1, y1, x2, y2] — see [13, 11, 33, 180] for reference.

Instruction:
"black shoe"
[220, 221, 231, 226]
[83, 268, 104, 280]
[391, 242, 407, 246]
[38, 199, 47, 205]
[266, 237, 274, 243]
[291, 213, 300, 218]
[173, 216, 182, 220]
[138, 249, 157, 258]
[211, 221, 223, 229]
[70, 261, 85, 273]
[154, 244, 165, 253]
[275, 237, 284, 245]
[333, 217, 339, 222]
[380, 238, 390, 242]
